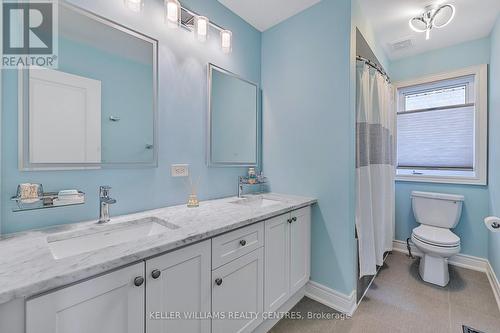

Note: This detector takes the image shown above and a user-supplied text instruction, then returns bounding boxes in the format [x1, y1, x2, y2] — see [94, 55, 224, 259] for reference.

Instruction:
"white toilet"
[410, 191, 463, 287]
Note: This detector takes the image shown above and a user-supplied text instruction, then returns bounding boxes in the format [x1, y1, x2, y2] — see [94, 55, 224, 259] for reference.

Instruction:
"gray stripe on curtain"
[356, 122, 394, 168]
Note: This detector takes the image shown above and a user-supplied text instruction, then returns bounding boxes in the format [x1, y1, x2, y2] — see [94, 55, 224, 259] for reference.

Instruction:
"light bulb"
[195, 16, 209, 42]
[165, 0, 181, 28]
[220, 30, 232, 54]
[124, 0, 143, 12]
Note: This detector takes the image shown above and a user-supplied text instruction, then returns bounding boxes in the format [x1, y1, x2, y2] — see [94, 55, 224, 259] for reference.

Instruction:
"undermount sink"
[230, 196, 281, 209]
[47, 217, 179, 260]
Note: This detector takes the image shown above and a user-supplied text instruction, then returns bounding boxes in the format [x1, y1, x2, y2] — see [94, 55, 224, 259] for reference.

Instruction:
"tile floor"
[270, 252, 500, 333]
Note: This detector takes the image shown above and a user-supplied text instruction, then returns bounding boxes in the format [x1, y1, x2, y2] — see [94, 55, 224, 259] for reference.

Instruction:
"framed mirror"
[207, 64, 259, 167]
[18, 2, 158, 170]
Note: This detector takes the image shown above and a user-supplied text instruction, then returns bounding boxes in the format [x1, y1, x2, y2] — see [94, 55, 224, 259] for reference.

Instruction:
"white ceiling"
[217, 0, 321, 32]
[357, 0, 500, 60]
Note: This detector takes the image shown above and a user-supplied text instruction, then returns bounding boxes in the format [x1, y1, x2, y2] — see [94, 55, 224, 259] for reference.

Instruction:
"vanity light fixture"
[195, 16, 209, 42]
[409, 4, 456, 40]
[166, 1, 233, 53]
[220, 30, 232, 54]
[165, 0, 181, 28]
[125, 0, 233, 53]
[124, 0, 143, 12]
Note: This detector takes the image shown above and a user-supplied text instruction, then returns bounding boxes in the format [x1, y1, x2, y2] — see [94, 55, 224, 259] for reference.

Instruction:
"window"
[395, 65, 487, 185]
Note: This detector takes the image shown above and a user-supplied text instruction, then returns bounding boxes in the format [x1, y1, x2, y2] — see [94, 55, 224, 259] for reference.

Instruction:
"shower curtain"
[356, 61, 395, 277]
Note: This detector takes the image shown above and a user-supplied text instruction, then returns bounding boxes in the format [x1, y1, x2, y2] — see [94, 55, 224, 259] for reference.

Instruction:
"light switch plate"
[171, 164, 189, 177]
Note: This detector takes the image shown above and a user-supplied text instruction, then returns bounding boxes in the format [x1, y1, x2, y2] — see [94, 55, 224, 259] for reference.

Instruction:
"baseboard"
[392, 240, 488, 272]
[392, 239, 423, 258]
[305, 281, 357, 316]
[486, 261, 500, 312]
[393, 239, 500, 311]
[449, 253, 490, 272]
[254, 282, 358, 332]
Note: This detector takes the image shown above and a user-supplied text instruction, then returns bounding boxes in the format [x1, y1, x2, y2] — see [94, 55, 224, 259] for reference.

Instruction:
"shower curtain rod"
[356, 55, 391, 83]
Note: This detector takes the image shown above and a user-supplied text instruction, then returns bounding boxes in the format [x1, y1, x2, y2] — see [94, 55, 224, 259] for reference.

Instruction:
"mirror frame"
[18, 1, 159, 171]
[207, 63, 260, 168]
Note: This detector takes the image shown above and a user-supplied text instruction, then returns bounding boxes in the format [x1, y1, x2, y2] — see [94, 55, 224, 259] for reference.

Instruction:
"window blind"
[397, 75, 476, 171]
[397, 105, 474, 169]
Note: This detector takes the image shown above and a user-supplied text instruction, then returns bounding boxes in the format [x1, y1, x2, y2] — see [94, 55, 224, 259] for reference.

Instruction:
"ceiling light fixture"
[409, 4, 456, 40]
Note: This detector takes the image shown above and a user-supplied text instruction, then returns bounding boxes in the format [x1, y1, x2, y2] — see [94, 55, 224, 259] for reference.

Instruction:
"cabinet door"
[289, 206, 311, 295]
[26, 263, 145, 333]
[212, 248, 264, 333]
[146, 240, 211, 333]
[264, 213, 290, 312]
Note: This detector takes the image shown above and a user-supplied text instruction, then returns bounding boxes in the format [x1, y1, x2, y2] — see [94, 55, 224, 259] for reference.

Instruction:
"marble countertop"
[0, 193, 316, 305]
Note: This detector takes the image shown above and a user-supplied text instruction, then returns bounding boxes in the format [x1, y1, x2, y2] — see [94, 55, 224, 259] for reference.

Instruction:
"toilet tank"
[411, 191, 464, 228]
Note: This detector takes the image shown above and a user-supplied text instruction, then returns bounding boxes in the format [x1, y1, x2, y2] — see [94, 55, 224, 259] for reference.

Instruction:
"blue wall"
[390, 38, 491, 258]
[1, 0, 261, 233]
[262, 0, 356, 295]
[489, 17, 500, 278]
[390, 38, 491, 81]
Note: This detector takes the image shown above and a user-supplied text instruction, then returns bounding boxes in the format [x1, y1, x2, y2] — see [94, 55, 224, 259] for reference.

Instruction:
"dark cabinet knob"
[292, 217, 297, 222]
[288, 218, 292, 224]
[239, 239, 247, 246]
[151, 269, 161, 279]
[134, 276, 144, 287]
[215, 278, 223, 286]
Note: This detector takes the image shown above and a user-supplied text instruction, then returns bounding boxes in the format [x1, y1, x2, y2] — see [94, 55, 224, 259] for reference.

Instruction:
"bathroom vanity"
[0, 193, 315, 333]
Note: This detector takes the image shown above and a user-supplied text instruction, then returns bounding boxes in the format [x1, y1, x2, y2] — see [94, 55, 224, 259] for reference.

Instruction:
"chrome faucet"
[98, 186, 116, 224]
[238, 177, 244, 198]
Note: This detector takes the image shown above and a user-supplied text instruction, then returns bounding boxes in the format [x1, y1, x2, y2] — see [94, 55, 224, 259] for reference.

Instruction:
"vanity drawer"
[212, 222, 264, 268]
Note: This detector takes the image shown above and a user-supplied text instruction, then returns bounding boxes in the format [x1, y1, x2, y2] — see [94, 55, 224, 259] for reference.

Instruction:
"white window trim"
[394, 64, 488, 186]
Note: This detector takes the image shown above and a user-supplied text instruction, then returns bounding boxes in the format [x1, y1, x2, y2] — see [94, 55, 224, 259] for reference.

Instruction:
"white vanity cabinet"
[26, 262, 145, 333]
[212, 248, 264, 333]
[211, 222, 265, 333]
[146, 240, 211, 333]
[289, 207, 311, 295]
[26, 241, 213, 333]
[264, 206, 311, 312]
[264, 214, 290, 312]
[21, 204, 312, 333]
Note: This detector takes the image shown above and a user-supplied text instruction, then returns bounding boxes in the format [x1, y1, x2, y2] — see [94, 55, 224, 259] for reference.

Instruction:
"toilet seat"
[412, 225, 460, 248]
[411, 234, 460, 258]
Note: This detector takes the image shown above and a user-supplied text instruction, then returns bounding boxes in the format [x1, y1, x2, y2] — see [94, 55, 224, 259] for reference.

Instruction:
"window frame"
[394, 65, 488, 185]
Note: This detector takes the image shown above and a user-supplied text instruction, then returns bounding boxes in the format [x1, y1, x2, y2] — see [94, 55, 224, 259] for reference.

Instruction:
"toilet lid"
[412, 225, 460, 247]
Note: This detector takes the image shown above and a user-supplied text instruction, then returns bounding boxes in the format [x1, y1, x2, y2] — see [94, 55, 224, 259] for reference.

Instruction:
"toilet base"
[419, 254, 449, 287]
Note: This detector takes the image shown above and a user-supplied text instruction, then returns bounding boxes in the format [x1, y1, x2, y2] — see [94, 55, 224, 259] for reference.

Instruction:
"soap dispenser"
[248, 167, 257, 184]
